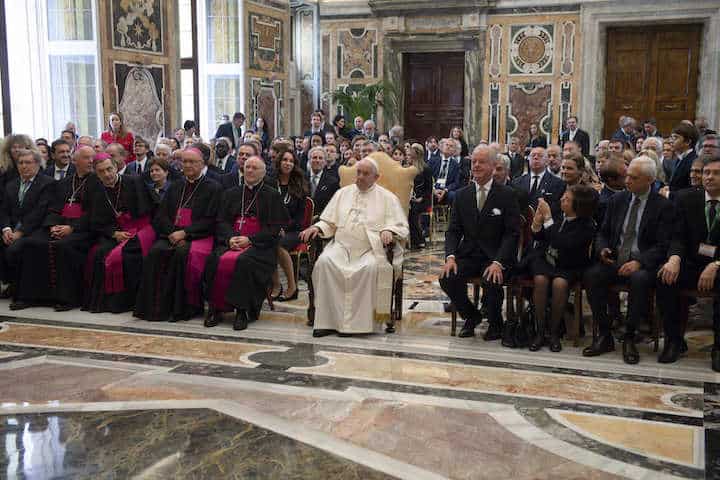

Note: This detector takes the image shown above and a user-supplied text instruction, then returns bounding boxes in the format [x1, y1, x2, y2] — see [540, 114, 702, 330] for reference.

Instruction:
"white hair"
[154, 144, 171, 155]
[308, 146, 327, 160]
[496, 153, 511, 171]
[363, 119, 376, 129]
[630, 155, 657, 180]
[642, 137, 662, 156]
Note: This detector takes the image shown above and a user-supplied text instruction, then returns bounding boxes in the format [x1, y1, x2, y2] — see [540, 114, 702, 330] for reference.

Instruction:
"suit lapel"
[613, 192, 631, 245]
[478, 185, 497, 216]
[638, 193, 655, 237]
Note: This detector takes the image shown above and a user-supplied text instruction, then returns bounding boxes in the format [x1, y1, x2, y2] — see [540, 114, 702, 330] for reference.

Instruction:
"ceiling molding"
[369, 0, 496, 16]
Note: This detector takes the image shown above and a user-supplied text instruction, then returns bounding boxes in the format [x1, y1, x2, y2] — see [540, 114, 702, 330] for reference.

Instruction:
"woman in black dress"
[450, 126, 469, 158]
[525, 123, 547, 156]
[406, 143, 433, 249]
[529, 185, 597, 352]
[270, 148, 309, 301]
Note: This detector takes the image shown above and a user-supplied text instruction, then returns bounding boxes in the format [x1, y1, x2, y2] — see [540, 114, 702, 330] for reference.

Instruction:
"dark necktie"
[530, 175, 540, 195]
[708, 200, 719, 235]
[439, 160, 448, 179]
[618, 196, 641, 264]
[58, 170, 65, 180]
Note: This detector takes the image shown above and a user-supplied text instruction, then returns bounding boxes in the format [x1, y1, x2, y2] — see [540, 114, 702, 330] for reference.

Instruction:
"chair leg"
[650, 293, 659, 352]
[451, 305, 457, 337]
[572, 285, 582, 347]
[473, 284, 480, 308]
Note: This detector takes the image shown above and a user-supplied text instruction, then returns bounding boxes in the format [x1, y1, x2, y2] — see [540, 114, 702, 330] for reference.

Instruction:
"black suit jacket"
[596, 190, 674, 271]
[668, 149, 696, 192]
[668, 188, 720, 269]
[0, 174, 54, 234]
[559, 129, 591, 157]
[308, 170, 340, 217]
[445, 182, 521, 267]
[533, 216, 595, 270]
[43, 163, 76, 181]
[512, 171, 566, 218]
[508, 152, 527, 179]
[214, 123, 242, 149]
[215, 155, 236, 174]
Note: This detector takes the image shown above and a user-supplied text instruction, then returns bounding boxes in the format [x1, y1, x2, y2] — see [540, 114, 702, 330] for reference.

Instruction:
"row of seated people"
[440, 134, 720, 371]
[0, 144, 335, 332]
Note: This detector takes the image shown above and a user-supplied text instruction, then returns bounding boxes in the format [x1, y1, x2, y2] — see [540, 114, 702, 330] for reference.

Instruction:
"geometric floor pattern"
[1, 243, 719, 479]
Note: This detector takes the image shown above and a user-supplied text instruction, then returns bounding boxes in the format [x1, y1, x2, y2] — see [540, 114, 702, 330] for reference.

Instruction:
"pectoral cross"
[68, 197, 75, 205]
[175, 211, 182, 224]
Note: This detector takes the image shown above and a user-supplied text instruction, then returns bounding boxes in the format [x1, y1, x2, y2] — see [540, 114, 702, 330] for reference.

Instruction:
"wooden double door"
[403, 52, 464, 142]
[604, 25, 701, 139]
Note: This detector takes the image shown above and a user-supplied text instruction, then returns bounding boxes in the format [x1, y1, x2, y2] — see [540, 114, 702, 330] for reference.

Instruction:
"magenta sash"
[174, 207, 213, 306]
[61, 203, 84, 219]
[103, 214, 157, 294]
[210, 217, 262, 312]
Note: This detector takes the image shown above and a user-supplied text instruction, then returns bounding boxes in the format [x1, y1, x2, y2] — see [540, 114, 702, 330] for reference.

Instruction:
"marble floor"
[0, 243, 719, 479]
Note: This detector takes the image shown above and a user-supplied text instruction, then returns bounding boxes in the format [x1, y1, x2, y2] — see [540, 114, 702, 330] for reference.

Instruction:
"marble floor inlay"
[0, 242, 719, 478]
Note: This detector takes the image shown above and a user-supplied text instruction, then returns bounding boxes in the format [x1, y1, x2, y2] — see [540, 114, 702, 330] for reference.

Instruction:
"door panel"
[404, 52, 464, 143]
[604, 25, 701, 139]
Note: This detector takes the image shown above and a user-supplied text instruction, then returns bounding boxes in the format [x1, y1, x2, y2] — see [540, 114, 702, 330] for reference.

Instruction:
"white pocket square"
[492, 208, 502, 215]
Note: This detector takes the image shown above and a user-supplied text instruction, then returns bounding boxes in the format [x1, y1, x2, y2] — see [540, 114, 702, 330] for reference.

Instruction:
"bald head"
[74, 146, 95, 175]
[244, 155, 266, 185]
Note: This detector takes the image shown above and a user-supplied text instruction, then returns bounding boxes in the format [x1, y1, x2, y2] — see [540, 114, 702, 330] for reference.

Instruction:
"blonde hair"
[0, 134, 36, 173]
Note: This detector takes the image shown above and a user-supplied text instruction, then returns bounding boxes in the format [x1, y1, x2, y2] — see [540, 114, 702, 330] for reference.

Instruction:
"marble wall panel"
[507, 83, 552, 145]
[249, 12, 284, 73]
[337, 29, 377, 79]
[250, 78, 282, 140]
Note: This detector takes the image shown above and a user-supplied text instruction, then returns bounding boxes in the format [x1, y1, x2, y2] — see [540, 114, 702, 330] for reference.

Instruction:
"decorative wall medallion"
[249, 13, 283, 73]
[509, 25, 554, 75]
[114, 62, 165, 147]
[111, 0, 163, 54]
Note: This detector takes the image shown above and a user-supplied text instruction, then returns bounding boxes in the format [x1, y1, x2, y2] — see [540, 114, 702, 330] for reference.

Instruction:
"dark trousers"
[439, 256, 504, 327]
[409, 202, 427, 248]
[656, 263, 720, 344]
[583, 263, 655, 338]
[0, 237, 29, 284]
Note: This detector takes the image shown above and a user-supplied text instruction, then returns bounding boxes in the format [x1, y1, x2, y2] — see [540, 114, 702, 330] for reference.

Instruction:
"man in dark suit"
[611, 116, 637, 147]
[425, 136, 441, 165]
[507, 136, 526, 179]
[431, 138, 460, 206]
[583, 156, 674, 364]
[213, 137, 235, 174]
[222, 142, 259, 189]
[214, 112, 245, 150]
[44, 139, 75, 181]
[440, 145, 521, 340]
[493, 153, 530, 214]
[667, 122, 700, 192]
[657, 152, 720, 371]
[303, 112, 329, 140]
[347, 116, 365, 140]
[125, 136, 152, 180]
[512, 147, 565, 218]
[559, 116, 591, 157]
[306, 146, 339, 217]
[0, 149, 54, 297]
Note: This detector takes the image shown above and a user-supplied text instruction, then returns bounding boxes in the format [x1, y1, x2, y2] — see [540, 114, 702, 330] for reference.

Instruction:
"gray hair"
[308, 146, 327, 160]
[473, 144, 498, 163]
[363, 119, 376, 129]
[154, 143, 172, 155]
[642, 137, 663, 156]
[630, 155, 657, 180]
[496, 153, 511, 171]
[245, 155, 266, 174]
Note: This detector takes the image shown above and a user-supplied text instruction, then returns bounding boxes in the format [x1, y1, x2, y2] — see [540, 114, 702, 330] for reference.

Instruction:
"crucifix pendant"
[237, 218, 244, 232]
[68, 197, 75, 205]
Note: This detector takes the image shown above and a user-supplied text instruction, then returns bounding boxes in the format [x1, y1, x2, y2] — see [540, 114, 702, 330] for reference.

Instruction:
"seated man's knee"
[628, 269, 652, 287]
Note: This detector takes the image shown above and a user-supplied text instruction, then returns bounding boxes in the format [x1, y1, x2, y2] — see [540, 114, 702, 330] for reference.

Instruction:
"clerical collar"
[106, 174, 120, 189]
[186, 174, 203, 183]
[245, 180, 262, 189]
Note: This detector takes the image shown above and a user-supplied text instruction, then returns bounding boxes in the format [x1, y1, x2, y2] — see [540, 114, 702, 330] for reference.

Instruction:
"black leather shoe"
[658, 340, 681, 364]
[233, 310, 248, 331]
[313, 329, 335, 337]
[277, 289, 299, 302]
[528, 334, 545, 352]
[337, 332, 353, 337]
[53, 303, 74, 312]
[458, 319, 476, 338]
[623, 338, 639, 364]
[582, 335, 615, 357]
[204, 309, 222, 328]
[9, 301, 31, 311]
[712, 347, 720, 372]
[501, 321, 518, 348]
[483, 323, 503, 341]
[549, 336, 562, 353]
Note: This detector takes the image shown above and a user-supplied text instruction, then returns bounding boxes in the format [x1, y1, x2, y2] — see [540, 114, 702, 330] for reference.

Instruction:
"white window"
[197, 0, 245, 139]
[6, 0, 101, 139]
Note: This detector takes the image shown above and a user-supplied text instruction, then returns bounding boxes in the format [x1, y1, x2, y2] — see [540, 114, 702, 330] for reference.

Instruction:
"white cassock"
[313, 183, 409, 333]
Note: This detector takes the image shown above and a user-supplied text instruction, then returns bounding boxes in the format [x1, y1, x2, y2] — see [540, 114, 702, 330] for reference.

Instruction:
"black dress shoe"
[658, 340, 681, 364]
[270, 286, 283, 301]
[712, 347, 720, 372]
[0, 287, 13, 299]
[483, 324, 503, 341]
[233, 310, 248, 331]
[501, 321, 518, 348]
[204, 309, 222, 328]
[549, 336, 562, 353]
[313, 329, 335, 337]
[443, 302, 452, 313]
[623, 338, 639, 364]
[9, 301, 31, 311]
[337, 332, 353, 337]
[528, 334, 545, 352]
[582, 335, 615, 357]
[458, 319, 476, 338]
[53, 303, 74, 312]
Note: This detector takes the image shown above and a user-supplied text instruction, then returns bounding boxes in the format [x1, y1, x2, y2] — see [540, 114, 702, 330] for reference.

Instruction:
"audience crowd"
[1, 110, 719, 370]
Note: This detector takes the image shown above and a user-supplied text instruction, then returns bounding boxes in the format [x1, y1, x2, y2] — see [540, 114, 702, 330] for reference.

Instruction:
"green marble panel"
[0, 409, 394, 479]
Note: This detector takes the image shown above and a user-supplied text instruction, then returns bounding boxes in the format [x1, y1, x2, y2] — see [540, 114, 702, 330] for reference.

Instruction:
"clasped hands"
[168, 229, 187, 248]
[50, 225, 73, 239]
[228, 235, 250, 250]
[598, 248, 641, 276]
[300, 226, 395, 246]
[1, 228, 22, 245]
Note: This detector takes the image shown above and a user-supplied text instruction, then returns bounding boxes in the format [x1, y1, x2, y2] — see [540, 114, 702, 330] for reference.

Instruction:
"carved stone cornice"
[369, 0, 495, 16]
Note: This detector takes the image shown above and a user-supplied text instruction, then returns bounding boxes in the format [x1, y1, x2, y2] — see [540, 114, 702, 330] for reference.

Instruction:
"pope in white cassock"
[300, 157, 409, 337]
